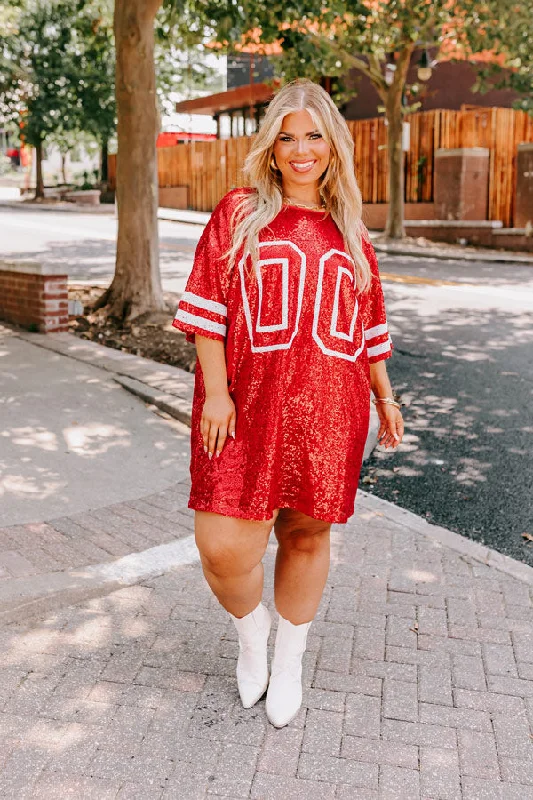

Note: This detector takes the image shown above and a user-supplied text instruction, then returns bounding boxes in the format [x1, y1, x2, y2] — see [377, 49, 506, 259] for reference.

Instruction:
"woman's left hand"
[375, 404, 404, 449]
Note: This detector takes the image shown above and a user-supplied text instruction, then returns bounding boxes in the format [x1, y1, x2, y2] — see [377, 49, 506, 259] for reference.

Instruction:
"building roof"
[175, 82, 279, 116]
[157, 132, 216, 147]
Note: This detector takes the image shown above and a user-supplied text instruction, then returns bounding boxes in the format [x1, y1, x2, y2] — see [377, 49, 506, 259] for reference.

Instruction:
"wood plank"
[139, 107, 533, 224]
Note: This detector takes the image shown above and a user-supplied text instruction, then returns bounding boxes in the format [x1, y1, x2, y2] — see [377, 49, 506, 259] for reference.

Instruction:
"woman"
[172, 79, 403, 728]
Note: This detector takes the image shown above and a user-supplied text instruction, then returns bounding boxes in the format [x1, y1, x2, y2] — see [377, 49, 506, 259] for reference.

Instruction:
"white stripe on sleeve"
[181, 291, 227, 317]
[367, 336, 392, 358]
[364, 322, 388, 341]
[174, 308, 227, 337]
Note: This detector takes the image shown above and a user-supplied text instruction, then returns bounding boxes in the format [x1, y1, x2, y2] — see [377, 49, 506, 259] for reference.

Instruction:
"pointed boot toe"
[237, 674, 269, 709]
[265, 672, 303, 727]
[266, 614, 312, 728]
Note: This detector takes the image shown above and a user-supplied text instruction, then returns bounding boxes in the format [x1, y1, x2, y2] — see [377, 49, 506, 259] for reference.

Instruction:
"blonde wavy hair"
[226, 79, 371, 291]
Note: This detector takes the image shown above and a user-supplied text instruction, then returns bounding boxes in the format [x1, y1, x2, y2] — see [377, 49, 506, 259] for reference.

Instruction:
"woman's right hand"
[201, 392, 236, 459]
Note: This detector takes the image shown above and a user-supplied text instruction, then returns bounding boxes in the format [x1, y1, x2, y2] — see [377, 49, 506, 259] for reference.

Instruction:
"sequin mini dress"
[172, 189, 393, 523]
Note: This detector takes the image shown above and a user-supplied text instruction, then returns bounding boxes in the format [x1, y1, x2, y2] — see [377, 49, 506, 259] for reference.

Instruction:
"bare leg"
[273, 508, 331, 624]
[195, 509, 278, 618]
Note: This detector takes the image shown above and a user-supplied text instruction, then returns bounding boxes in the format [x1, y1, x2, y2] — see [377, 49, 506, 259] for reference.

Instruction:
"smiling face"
[272, 109, 331, 199]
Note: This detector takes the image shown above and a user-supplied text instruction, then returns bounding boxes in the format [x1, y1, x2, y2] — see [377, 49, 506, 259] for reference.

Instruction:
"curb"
[15, 329, 195, 409]
[114, 374, 192, 426]
[158, 208, 211, 226]
[372, 243, 533, 266]
[158, 208, 533, 264]
[17, 332, 532, 586]
[0, 535, 199, 626]
[0, 200, 115, 215]
[359, 492, 533, 587]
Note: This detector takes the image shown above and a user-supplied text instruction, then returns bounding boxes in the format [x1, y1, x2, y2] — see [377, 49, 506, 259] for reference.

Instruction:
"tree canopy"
[209, 0, 531, 237]
[467, 1, 533, 112]
[1, 0, 84, 148]
[0, 0, 116, 194]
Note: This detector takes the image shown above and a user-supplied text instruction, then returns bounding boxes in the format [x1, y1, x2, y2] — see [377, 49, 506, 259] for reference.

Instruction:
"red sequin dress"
[172, 189, 393, 523]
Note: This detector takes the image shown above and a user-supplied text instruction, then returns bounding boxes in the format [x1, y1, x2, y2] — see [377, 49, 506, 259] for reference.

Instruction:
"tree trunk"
[383, 46, 414, 240]
[100, 138, 109, 185]
[94, 0, 164, 321]
[35, 141, 45, 199]
[60, 150, 68, 184]
[385, 93, 405, 239]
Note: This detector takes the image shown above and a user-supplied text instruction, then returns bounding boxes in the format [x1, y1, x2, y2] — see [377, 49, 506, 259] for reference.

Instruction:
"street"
[0, 205, 201, 293]
[364, 256, 533, 565]
[2, 204, 533, 563]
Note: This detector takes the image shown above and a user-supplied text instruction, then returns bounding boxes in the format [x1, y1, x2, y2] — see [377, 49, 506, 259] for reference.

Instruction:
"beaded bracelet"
[372, 397, 402, 410]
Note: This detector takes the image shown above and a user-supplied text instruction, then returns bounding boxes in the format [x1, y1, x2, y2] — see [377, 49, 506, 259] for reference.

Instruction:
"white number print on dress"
[238, 241, 307, 352]
[312, 249, 365, 362]
[239, 242, 382, 362]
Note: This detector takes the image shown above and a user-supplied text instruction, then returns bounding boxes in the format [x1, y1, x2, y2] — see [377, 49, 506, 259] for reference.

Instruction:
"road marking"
[381, 273, 468, 287]
[382, 272, 533, 303]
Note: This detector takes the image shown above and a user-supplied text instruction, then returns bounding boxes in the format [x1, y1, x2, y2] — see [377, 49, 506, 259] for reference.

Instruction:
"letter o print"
[238, 240, 307, 352]
[312, 249, 365, 361]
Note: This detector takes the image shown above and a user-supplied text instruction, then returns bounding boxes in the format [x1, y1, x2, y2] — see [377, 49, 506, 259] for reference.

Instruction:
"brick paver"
[1, 491, 533, 798]
[0, 480, 193, 582]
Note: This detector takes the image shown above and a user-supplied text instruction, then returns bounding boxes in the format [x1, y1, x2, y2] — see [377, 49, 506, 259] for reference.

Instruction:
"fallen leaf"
[410, 621, 419, 634]
[522, 532, 533, 543]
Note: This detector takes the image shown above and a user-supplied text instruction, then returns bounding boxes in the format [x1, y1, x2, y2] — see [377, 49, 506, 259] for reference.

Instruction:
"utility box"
[434, 147, 490, 220]
[515, 143, 533, 229]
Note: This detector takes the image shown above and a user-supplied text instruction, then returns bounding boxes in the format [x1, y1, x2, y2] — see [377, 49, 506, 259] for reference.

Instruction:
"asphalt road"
[2, 204, 533, 563]
[363, 253, 533, 566]
[0, 204, 200, 293]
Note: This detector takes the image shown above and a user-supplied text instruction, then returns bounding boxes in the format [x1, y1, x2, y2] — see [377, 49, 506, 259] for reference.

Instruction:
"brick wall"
[362, 203, 436, 230]
[434, 148, 490, 221]
[0, 265, 68, 333]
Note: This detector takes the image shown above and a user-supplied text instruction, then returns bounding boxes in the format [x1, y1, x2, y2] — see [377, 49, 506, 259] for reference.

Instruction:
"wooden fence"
[108, 107, 533, 227]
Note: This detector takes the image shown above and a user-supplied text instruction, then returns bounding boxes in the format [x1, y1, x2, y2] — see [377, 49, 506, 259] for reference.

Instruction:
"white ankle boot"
[229, 602, 271, 709]
[265, 614, 312, 728]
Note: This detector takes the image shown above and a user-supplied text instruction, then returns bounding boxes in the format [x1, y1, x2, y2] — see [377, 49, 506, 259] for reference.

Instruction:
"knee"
[196, 538, 248, 579]
[276, 519, 330, 555]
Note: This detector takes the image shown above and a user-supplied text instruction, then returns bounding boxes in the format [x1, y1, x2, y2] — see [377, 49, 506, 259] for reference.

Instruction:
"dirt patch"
[68, 284, 197, 373]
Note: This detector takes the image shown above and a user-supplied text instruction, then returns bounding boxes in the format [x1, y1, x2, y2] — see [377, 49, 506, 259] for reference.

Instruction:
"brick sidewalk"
[0, 480, 193, 582]
[1, 494, 533, 798]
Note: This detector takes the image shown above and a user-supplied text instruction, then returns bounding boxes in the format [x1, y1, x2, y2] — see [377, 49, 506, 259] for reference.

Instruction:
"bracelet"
[372, 396, 402, 410]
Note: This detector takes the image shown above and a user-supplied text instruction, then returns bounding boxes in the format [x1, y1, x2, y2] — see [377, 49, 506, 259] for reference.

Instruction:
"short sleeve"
[361, 234, 393, 364]
[171, 194, 235, 344]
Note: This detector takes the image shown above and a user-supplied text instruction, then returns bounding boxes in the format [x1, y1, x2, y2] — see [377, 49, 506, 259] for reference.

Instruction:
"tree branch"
[367, 52, 386, 92]
[392, 42, 414, 93]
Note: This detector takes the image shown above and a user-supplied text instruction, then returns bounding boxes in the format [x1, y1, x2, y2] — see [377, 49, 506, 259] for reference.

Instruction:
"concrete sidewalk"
[2, 325, 533, 798]
[3, 197, 533, 265]
[0, 326, 192, 528]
